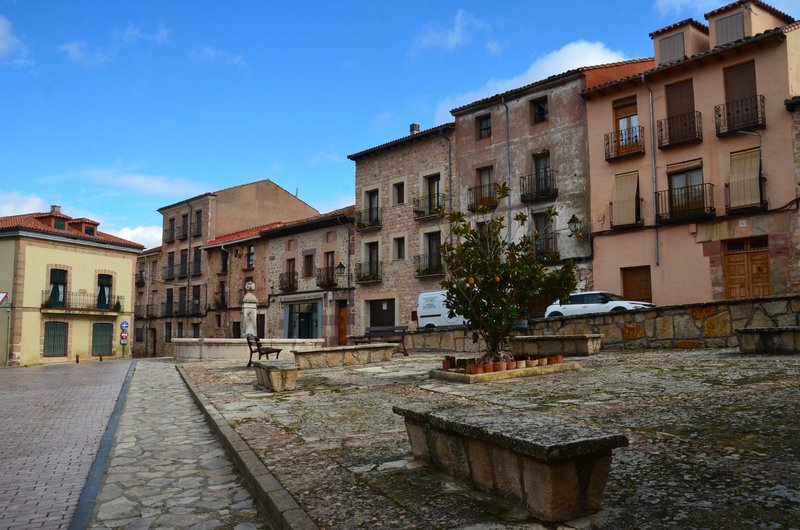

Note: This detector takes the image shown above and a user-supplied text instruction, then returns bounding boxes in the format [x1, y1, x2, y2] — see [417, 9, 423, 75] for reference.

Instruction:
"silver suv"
[545, 291, 654, 318]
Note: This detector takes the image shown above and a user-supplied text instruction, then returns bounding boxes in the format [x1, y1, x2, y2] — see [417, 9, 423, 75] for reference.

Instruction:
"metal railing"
[41, 291, 125, 312]
[609, 196, 644, 229]
[191, 221, 203, 237]
[467, 182, 498, 211]
[520, 170, 558, 202]
[533, 233, 558, 261]
[213, 293, 227, 309]
[414, 254, 444, 276]
[135, 271, 146, 286]
[725, 176, 767, 213]
[355, 261, 383, 283]
[176, 224, 189, 240]
[316, 267, 338, 288]
[163, 227, 175, 243]
[657, 111, 703, 148]
[189, 260, 202, 276]
[413, 194, 446, 219]
[279, 271, 298, 291]
[176, 261, 189, 278]
[604, 126, 645, 160]
[355, 207, 382, 231]
[134, 304, 146, 317]
[163, 264, 176, 280]
[715, 95, 765, 136]
[655, 182, 715, 223]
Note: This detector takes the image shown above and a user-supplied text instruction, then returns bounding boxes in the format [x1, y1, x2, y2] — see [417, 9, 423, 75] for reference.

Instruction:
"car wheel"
[548, 311, 563, 317]
[610, 307, 627, 312]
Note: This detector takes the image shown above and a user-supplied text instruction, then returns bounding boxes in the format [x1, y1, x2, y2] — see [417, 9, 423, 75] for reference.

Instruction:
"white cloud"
[0, 15, 33, 69]
[0, 191, 47, 216]
[486, 40, 505, 56]
[115, 23, 172, 44]
[434, 40, 628, 123]
[107, 225, 162, 248]
[307, 151, 345, 166]
[39, 167, 208, 199]
[189, 46, 246, 68]
[59, 41, 114, 66]
[412, 10, 487, 52]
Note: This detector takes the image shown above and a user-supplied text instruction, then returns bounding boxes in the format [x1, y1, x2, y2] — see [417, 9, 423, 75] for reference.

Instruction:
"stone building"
[582, 0, 799, 305]
[132, 245, 160, 357]
[450, 60, 654, 309]
[0, 206, 143, 365]
[140, 179, 318, 356]
[348, 123, 455, 333]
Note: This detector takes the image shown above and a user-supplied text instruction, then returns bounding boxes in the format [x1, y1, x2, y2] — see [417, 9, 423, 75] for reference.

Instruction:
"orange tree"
[440, 182, 576, 358]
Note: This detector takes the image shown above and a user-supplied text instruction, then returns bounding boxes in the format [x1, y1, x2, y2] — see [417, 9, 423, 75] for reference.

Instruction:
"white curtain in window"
[729, 149, 760, 208]
[613, 172, 639, 226]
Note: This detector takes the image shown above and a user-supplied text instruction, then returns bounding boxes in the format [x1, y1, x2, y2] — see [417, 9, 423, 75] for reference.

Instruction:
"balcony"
[657, 112, 703, 149]
[413, 194, 446, 219]
[414, 254, 444, 277]
[187, 295, 206, 316]
[468, 183, 498, 211]
[355, 207, 382, 231]
[609, 196, 644, 229]
[715, 95, 765, 136]
[191, 221, 203, 237]
[41, 291, 124, 313]
[135, 271, 146, 286]
[163, 227, 175, 244]
[316, 267, 338, 288]
[163, 265, 176, 281]
[532, 233, 559, 262]
[279, 271, 298, 291]
[175, 299, 188, 317]
[134, 304, 146, 317]
[604, 126, 645, 160]
[176, 261, 189, 279]
[355, 261, 382, 283]
[213, 293, 227, 309]
[146, 304, 157, 316]
[725, 176, 767, 214]
[176, 224, 189, 240]
[162, 302, 173, 317]
[520, 170, 558, 203]
[655, 183, 715, 224]
[189, 260, 202, 276]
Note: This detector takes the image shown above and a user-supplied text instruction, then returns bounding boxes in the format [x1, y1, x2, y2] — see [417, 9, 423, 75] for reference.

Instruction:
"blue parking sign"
[121, 321, 129, 330]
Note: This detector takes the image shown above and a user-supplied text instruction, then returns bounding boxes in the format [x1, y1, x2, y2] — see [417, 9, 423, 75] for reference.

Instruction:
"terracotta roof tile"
[649, 18, 709, 38]
[347, 124, 455, 160]
[0, 211, 144, 250]
[206, 221, 285, 246]
[704, 0, 795, 22]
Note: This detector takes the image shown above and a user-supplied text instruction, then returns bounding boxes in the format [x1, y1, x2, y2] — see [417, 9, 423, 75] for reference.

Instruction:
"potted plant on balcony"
[441, 182, 576, 368]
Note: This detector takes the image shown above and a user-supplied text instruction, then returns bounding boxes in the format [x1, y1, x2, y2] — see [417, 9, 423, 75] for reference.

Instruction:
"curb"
[176, 364, 317, 530]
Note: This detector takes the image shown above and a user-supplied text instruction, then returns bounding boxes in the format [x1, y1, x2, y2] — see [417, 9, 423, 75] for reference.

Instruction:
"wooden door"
[621, 266, 652, 303]
[369, 299, 395, 327]
[723, 238, 770, 299]
[723, 253, 749, 298]
[337, 303, 348, 345]
[724, 62, 756, 103]
[666, 80, 696, 142]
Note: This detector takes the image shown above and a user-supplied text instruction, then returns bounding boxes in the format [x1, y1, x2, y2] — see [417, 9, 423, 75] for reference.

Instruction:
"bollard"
[99, 355, 103, 362]
[76, 355, 79, 363]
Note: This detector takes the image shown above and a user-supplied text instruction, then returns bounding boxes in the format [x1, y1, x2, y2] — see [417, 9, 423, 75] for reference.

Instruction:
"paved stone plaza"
[181, 349, 800, 529]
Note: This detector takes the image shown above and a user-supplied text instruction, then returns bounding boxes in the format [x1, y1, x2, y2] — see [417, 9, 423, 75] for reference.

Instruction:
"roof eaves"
[704, 0, 795, 23]
[347, 123, 455, 161]
[649, 18, 709, 38]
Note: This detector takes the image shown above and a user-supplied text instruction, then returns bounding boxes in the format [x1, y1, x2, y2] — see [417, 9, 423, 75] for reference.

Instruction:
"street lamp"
[335, 262, 346, 276]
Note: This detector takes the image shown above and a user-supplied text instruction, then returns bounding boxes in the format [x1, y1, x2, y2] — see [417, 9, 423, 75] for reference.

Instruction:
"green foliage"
[440, 182, 576, 357]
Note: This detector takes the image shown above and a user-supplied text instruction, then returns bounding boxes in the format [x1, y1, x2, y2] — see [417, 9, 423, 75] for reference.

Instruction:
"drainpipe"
[444, 131, 453, 245]
[501, 96, 512, 240]
[642, 73, 660, 266]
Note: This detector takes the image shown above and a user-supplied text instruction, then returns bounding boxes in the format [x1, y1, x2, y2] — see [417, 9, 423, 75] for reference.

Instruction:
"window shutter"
[613, 172, 639, 226]
[729, 149, 761, 208]
[667, 159, 703, 174]
[659, 33, 685, 64]
[716, 12, 744, 46]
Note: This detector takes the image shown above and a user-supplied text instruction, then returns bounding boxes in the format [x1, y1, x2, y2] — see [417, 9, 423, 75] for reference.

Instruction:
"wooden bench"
[245, 334, 282, 367]
[393, 403, 628, 522]
[353, 325, 409, 356]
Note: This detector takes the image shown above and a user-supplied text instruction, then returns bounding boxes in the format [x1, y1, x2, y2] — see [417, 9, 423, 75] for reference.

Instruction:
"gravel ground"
[180, 349, 800, 530]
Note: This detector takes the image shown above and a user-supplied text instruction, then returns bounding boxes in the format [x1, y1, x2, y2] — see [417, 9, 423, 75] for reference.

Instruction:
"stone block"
[673, 315, 700, 338]
[307, 353, 327, 369]
[691, 306, 716, 320]
[729, 302, 753, 320]
[404, 419, 430, 461]
[621, 323, 644, 340]
[343, 350, 357, 365]
[762, 300, 789, 317]
[491, 445, 523, 498]
[703, 312, 731, 338]
[655, 316, 674, 340]
[465, 438, 494, 491]
[747, 310, 775, 328]
[446, 433, 471, 481]
[327, 351, 343, 366]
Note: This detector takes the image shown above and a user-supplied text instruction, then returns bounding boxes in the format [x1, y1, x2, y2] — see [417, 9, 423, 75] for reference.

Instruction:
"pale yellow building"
[0, 206, 143, 365]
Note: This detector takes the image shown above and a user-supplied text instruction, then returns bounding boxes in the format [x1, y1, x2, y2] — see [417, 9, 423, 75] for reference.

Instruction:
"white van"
[417, 290, 466, 328]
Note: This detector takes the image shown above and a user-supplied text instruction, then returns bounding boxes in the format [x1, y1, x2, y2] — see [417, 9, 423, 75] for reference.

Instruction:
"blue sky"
[1, 0, 797, 248]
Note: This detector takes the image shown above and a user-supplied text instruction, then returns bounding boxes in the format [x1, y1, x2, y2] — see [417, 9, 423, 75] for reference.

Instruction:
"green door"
[92, 323, 113, 356]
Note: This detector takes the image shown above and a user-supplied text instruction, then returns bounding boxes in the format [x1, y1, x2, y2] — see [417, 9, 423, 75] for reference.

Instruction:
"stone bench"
[252, 360, 298, 392]
[393, 403, 628, 522]
[510, 334, 602, 357]
[736, 326, 800, 354]
[292, 343, 396, 370]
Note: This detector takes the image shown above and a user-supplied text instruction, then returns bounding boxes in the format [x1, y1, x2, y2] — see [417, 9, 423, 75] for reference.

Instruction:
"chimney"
[50, 205, 61, 214]
[409, 123, 420, 135]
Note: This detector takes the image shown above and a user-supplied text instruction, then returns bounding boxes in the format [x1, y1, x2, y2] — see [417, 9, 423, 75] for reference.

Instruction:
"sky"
[1, 0, 798, 248]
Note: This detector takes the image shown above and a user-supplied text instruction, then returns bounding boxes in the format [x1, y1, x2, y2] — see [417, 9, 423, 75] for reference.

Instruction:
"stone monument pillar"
[241, 280, 258, 337]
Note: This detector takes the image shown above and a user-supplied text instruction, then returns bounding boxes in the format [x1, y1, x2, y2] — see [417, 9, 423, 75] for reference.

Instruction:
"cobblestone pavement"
[89, 359, 269, 529]
[181, 349, 800, 530]
[0, 360, 131, 530]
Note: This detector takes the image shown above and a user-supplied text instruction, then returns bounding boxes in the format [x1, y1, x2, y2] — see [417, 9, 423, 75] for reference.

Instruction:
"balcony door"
[668, 161, 704, 216]
[369, 299, 395, 328]
[724, 62, 757, 128]
[666, 80, 696, 143]
[615, 100, 639, 153]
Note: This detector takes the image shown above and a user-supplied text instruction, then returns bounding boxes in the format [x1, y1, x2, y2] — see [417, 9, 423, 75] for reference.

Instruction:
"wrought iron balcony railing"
[163, 227, 175, 243]
[355, 261, 383, 283]
[725, 176, 767, 214]
[41, 291, 124, 312]
[609, 196, 644, 229]
[520, 170, 558, 202]
[532, 233, 559, 262]
[135, 271, 146, 286]
[655, 182, 715, 224]
[175, 261, 188, 279]
[146, 304, 157, 316]
[413, 194, 446, 219]
[355, 207, 382, 231]
[468, 182, 498, 211]
[657, 111, 703, 148]
[189, 260, 202, 276]
[414, 254, 444, 277]
[715, 95, 765, 136]
[604, 126, 645, 160]
[279, 271, 298, 291]
[163, 265, 176, 281]
[176, 224, 189, 240]
[213, 292, 227, 309]
[316, 267, 338, 288]
[134, 304, 146, 317]
[191, 221, 203, 237]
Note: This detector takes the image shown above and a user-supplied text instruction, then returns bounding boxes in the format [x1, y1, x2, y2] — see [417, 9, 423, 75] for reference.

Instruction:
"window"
[180, 249, 188, 276]
[48, 269, 67, 307]
[193, 247, 201, 274]
[245, 245, 255, 269]
[43, 322, 68, 356]
[165, 322, 172, 343]
[216, 314, 221, 327]
[612, 172, 640, 227]
[191, 285, 201, 315]
[287, 239, 297, 251]
[177, 322, 184, 339]
[135, 321, 144, 342]
[91, 323, 113, 356]
[303, 253, 315, 277]
[728, 148, 761, 209]
[54, 218, 65, 230]
[325, 230, 335, 243]
[393, 237, 405, 260]
[716, 12, 744, 46]
[393, 182, 405, 205]
[665, 79, 697, 143]
[287, 302, 319, 339]
[167, 252, 175, 278]
[178, 287, 187, 315]
[221, 251, 229, 273]
[232, 321, 241, 338]
[364, 242, 380, 277]
[366, 190, 379, 223]
[192, 323, 200, 338]
[476, 114, 491, 139]
[165, 288, 174, 316]
[659, 33, 685, 64]
[84, 226, 95, 236]
[667, 160, 704, 214]
[194, 209, 203, 235]
[533, 152, 551, 188]
[97, 274, 112, 310]
[425, 174, 441, 213]
[218, 281, 226, 307]
[532, 214, 555, 256]
[614, 98, 639, 150]
[531, 97, 548, 123]
[424, 232, 442, 272]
